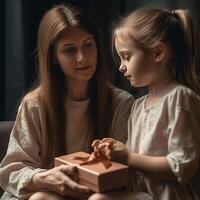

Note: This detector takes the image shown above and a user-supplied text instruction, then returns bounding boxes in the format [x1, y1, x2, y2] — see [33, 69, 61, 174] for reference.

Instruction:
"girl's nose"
[119, 65, 127, 73]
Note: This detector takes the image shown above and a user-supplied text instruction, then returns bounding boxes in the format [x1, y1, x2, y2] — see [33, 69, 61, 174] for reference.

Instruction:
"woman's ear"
[153, 42, 166, 62]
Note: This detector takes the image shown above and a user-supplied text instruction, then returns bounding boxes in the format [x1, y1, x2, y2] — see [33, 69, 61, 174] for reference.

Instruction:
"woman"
[0, 4, 134, 200]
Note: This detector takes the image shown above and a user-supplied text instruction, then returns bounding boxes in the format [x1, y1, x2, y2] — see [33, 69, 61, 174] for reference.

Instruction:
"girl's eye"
[122, 54, 130, 61]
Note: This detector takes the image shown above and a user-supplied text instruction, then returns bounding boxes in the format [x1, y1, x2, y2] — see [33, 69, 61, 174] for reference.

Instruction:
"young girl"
[0, 4, 134, 200]
[90, 8, 200, 200]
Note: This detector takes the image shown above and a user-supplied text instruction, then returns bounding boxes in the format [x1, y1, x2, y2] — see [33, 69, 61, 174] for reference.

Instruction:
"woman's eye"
[83, 43, 93, 48]
[64, 47, 76, 54]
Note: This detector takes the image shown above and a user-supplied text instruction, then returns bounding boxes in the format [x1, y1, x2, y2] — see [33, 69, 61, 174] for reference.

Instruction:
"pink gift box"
[54, 151, 129, 192]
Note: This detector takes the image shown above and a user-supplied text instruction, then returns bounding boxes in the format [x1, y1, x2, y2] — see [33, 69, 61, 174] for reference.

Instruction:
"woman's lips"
[76, 65, 90, 70]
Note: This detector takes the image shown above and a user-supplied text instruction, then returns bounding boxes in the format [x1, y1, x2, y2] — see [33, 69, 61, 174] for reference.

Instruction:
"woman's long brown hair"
[34, 4, 114, 167]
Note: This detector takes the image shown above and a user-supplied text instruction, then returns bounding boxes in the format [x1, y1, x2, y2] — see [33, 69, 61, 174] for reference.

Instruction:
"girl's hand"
[30, 165, 90, 197]
[93, 138, 130, 164]
[104, 140, 129, 164]
[92, 138, 116, 155]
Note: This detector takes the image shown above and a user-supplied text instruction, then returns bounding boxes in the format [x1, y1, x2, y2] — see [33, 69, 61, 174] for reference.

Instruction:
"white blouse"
[0, 87, 134, 200]
[127, 84, 200, 200]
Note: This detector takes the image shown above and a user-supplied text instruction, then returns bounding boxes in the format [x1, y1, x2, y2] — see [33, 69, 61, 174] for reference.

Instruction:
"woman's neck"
[66, 80, 89, 101]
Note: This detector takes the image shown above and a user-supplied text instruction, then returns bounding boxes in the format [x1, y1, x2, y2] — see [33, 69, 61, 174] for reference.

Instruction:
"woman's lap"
[29, 191, 92, 200]
[88, 192, 153, 200]
[1, 190, 152, 200]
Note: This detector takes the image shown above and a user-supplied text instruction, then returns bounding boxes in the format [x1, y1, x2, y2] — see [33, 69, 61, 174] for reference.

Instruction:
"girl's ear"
[153, 42, 166, 62]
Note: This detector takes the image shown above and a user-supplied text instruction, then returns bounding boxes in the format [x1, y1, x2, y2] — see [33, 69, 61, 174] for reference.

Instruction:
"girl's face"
[54, 26, 97, 84]
[115, 36, 157, 87]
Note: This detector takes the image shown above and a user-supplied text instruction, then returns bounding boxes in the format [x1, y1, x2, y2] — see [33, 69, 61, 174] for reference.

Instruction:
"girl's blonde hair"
[34, 4, 113, 167]
[112, 8, 200, 95]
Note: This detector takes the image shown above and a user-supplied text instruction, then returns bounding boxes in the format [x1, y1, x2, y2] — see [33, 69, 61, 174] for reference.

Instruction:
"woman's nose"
[119, 65, 127, 73]
[77, 50, 86, 64]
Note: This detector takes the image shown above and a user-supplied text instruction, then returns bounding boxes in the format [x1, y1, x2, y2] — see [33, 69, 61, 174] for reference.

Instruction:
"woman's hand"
[92, 138, 130, 164]
[29, 165, 90, 197]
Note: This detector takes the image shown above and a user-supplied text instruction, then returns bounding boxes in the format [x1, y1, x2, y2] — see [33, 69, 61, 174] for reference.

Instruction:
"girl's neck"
[66, 80, 89, 101]
[148, 74, 177, 98]
[145, 74, 177, 109]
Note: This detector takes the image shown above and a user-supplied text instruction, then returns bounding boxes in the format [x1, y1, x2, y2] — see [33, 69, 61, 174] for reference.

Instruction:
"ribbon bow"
[71, 138, 116, 169]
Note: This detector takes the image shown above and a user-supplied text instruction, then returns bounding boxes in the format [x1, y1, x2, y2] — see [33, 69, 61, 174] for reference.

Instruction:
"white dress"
[127, 84, 200, 200]
[0, 87, 134, 200]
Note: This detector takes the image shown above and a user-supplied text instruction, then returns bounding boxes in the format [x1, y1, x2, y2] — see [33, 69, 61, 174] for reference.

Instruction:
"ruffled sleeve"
[166, 88, 200, 184]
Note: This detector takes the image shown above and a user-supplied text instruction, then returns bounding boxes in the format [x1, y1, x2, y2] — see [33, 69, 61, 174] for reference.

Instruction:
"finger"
[102, 139, 116, 148]
[59, 164, 78, 174]
[59, 165, 79, 181]
[91, 139, 101, 147]
[64, 176, 90, 193]
[102, 138, 116, 144]
[113, 141, 126, 151]
[98, 142, 112, 152]
[97, 143, 108, 155]
[94, 149, 101, 158]
[105, 149, 112, 160]
[91, 148, 100, 158]
[94, 146, 99, 153]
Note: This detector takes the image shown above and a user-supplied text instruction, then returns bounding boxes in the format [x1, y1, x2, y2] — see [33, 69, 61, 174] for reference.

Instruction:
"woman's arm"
[0, 95, 90, 199]
[0, 96, 46, 199]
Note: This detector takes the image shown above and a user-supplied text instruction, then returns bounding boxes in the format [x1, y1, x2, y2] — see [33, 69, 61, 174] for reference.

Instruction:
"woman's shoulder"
[111, 85, 134, 104]
[20, 88, 43, 109]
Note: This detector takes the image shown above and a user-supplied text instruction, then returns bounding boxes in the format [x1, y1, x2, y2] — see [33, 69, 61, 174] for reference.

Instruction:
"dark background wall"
[1, 0, 200, 120]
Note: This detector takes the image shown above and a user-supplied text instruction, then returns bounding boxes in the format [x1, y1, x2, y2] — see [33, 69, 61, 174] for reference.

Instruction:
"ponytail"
[174, 9, 200, 95]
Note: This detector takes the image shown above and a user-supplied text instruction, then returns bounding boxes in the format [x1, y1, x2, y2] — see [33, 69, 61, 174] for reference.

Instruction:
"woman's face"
[54, 26, 97, 84]
[115, 36, 156, 87]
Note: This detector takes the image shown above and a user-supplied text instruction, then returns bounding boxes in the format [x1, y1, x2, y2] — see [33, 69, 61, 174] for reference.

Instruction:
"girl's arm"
[127, 152, 176, 181]
[97, 139, 176, 181]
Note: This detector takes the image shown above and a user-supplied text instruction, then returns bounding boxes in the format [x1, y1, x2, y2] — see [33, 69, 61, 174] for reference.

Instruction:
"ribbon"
[70, 152, 112, 169]
[69, 138, 116, 169]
